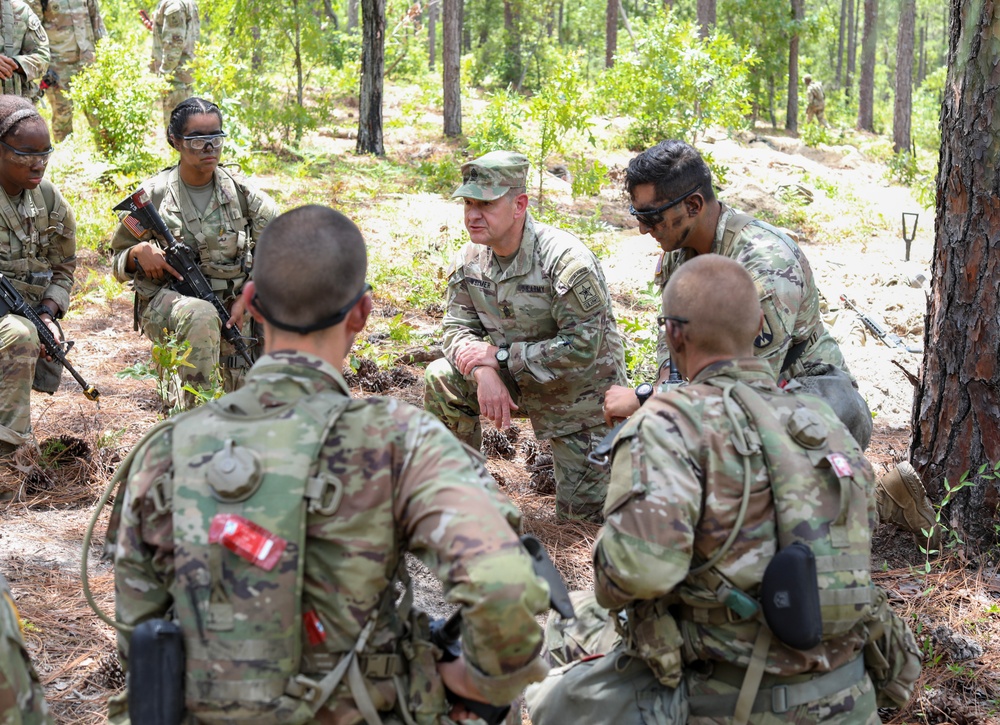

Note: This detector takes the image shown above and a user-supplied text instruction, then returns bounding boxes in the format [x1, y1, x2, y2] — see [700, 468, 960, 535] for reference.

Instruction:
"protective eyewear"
[629, 185, 701, 228]
[657, 314, 690, 328]
[0, 139, 53, 164]
[181, 133, 226, 151]
[253, 283, 372, 335]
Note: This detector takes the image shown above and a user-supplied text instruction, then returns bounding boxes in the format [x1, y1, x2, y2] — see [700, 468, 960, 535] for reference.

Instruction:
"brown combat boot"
[876, 462, 941, 552]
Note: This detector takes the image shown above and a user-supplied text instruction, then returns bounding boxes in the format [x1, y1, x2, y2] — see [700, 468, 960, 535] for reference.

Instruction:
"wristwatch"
[635, 382, 654, 406]
[495, 347, 510, 369]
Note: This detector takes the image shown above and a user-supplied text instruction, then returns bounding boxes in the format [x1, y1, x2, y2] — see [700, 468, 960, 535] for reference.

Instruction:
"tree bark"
[428, 0, 438, 70]
[856, 0, 877, 131]
[845, 0, 857, 96]
[911, 0, 1000, 546]
[917, 13, 926, 85]
[348, 0, 359, 30]
[785, 0, 804, 134]
[835, 0, 846, 87]
[697, 0, 716, 37]
[443, 0, 461, 136]
[892, 0, 915, 152]
[606, 0, 618, 68]
[357, 0, 386, 155]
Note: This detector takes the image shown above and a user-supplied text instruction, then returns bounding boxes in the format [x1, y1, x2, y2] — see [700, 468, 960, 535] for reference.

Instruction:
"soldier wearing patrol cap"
[425, 150, 627, 522]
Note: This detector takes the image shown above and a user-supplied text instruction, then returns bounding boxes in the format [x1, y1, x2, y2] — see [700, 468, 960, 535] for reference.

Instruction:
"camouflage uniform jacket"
[0, 180, 76, 312]
[42, 0, 105, 67]
[150, 0, 197, 75]
[807, 81, 825, 110]
[0, 0, 49, 97]
[654, 204, 852, 383]
[110, 165, 278, 308]
[594, 357, 875, 677]
[112, 351, 550, 721]
[0, 571, 52, 724]
[442, 213, 627, 439]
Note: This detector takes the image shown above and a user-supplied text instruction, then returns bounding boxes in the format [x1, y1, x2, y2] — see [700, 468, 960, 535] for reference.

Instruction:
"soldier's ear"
[345, 290, 372, 335]
[685, 192, 704, 218]
[243, 281, 264, 322]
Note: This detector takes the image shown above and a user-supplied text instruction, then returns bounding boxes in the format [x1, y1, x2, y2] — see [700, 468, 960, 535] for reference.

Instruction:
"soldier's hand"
[130, 242, 183, 282]
[227, 294, 247, 330]
[37, 307, 62, 361]
[603, 384, 640, 427]
[474, 367, 518, 430]
[0, 55, 17, 80]
[438, 657, 492, 719]
[455, 341, 499, 376]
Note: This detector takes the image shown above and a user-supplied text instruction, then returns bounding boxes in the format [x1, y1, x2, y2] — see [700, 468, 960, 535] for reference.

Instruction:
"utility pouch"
[404, 609, 449, 725]
[628, 600, 684, 688]
[25, 269, 52, 287]
[129, 618, 185, 725]
[864, 585, 922, 708]
[760, 542, 823, 651]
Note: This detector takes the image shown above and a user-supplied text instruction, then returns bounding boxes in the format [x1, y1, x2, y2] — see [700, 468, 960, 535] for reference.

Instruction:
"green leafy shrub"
[598, 10, 756, 150]
[466, 88, 527, 157]
[568, 157, 608, 199]
[801, 121, 832, 147]
[70, 39, 167, 174]
[884, 151, 920, 186]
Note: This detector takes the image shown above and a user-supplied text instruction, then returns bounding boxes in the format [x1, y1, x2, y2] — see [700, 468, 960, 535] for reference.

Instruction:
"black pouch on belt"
[129, 618, 186, 725]
[760, 542, 822, 651]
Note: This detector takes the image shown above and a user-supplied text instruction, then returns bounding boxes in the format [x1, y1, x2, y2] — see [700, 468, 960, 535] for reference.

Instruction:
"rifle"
[430, 534, 574, 725]
[0, 274, 100, 402]
[840, 295, 922, 354]
[114, 189, 256, 367]
[588, 360, 684, 468]
[39, 69, 59, 92]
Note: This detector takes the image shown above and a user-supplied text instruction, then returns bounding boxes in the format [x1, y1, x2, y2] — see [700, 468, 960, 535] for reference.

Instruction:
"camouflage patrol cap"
[452, 151, 530, 201]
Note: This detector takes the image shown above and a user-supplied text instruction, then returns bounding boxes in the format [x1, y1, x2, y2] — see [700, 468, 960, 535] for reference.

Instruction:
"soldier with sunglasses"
[110, 97, 278, 411]
[602, 139, 937, 546]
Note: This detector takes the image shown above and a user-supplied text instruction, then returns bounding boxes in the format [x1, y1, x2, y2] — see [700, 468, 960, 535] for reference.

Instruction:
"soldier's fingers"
[163, 261, 183, 280]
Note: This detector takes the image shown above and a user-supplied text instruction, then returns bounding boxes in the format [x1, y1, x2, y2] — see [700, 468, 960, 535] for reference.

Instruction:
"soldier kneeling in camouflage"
[425, 151, 627, 522]
[103, 205, 551, 724]
[526, 255, 920, 724]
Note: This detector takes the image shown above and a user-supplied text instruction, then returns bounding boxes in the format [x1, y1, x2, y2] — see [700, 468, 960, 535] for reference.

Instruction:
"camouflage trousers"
[161, 68, 194, 130]
[529, 592, 880, 725]
[806, 106, 828, 127]
[45, 60, 94, 143]
[140, 288, 253, 411]
[0, 315, 38, 449]
[0, 573, 52, 723]
[424, 358, 610, 521]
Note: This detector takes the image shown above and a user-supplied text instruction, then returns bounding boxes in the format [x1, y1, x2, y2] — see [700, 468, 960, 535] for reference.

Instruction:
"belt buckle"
[771, 684, 789, 713]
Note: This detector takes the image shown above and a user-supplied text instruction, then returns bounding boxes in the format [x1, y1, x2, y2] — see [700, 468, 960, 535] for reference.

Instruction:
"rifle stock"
[0, 274, 99, 402]
[115, 189, 256, 367]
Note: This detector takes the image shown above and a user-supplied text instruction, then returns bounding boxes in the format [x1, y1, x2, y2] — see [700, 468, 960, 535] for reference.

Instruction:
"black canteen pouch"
[129, 619, 186, 725]
[760, 542, 823, 651]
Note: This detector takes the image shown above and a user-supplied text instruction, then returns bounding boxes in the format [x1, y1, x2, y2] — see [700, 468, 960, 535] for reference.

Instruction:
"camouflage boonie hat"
[452, 151, 530, 201]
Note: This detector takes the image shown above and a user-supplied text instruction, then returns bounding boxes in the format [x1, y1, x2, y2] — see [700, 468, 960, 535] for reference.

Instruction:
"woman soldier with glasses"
[110, 97, 279, 410]
[0, 95, 76, 458]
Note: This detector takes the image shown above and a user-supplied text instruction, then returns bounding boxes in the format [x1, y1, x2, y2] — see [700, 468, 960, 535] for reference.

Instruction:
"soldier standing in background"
[41, 0, 105, 142]
[0, 0, 49, 99]
[145, 0, 198, 128]
[805, 74, 827, 126]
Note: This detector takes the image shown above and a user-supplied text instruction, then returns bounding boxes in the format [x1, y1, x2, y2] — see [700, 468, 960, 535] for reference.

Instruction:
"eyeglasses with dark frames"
[657, 314, 690, 328]
[0, 139, 54, 164]
[629, 184, 701, 228]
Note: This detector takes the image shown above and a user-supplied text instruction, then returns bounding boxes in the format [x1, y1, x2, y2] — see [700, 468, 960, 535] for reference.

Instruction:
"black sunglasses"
[629, 185, 701, 227]
[657, 314, 690, 328]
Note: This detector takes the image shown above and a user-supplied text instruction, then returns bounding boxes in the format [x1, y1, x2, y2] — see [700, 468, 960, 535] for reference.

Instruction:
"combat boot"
[876, 462, 941, 551]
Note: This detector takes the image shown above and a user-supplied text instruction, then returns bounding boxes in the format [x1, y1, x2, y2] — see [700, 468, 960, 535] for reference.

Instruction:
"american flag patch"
[121, 213, 147, 240]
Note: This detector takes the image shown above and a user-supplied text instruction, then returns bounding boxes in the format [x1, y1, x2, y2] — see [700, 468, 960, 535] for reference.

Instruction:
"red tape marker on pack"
[209, 514, 287, 571]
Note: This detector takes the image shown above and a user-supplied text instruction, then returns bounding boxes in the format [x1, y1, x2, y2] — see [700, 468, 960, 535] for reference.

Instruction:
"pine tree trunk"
[697, 0, 716, 37]
[892, 0, 915, 152]
[785, 0, 804, 134]
[606, 0, 618, 68]
[856, 0, 877, 131]
[357, 0, 386, 155]
[835, 0, 846, 87]
[428, 0, 438, 70]
[910, 0, 1000, 547]
[443, 0, 461, 136]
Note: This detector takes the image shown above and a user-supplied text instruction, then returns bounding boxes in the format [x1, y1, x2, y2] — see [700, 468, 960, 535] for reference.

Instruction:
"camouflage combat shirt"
[0, 181, 76, 312]
[112, 350, 550, 722]
[42, 0, 105, 68]
[654, 205, 852, 383]
[442, 213, 627, 439]
[0, 571, 52, 725]
[150, 0, 198, 76]
[595, 358, 875, 677]
[0, 0, 49, 98]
